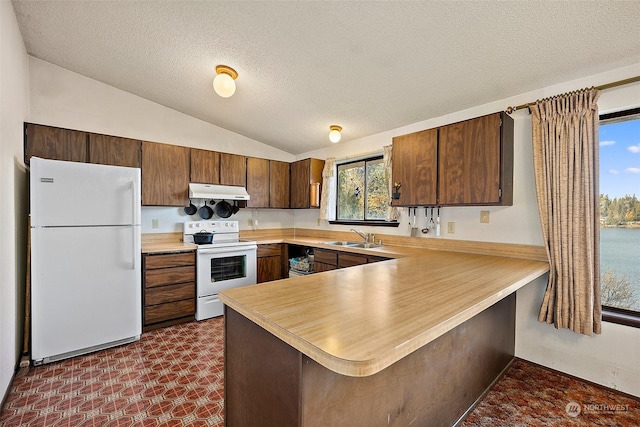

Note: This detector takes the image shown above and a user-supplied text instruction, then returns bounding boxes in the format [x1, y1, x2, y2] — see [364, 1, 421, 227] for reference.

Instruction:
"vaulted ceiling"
[12, 1, 640, 154]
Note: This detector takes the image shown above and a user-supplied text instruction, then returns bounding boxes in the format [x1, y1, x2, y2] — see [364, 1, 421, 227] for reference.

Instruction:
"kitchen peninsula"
[220, 245, 549, 427]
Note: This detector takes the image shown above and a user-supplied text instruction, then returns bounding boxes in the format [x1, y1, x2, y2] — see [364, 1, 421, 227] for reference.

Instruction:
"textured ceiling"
[11, 1, 640, 155]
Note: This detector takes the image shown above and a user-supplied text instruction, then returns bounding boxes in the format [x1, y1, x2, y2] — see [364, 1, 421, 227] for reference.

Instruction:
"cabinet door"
[290, 158, 324, 208]
[269, 160, 290, 208]
[391, 129, 438, 206]
[141, 141, 190, 206]
[25, 123, 87, 165]
[313, 262, 336, 273]
[338, 252, 368, 268]
[190, 148, 220, 184]
[89, 134, 141, 168]
[290, 159, 310, 208]
[247, 157, 270, 208]
[220, 153, 246, 186]
[438, 113, 501, 205]
[257, 256, 282, 283]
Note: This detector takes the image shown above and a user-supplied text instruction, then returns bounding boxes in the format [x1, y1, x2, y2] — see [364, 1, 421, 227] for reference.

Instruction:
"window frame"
[329, 155, 399, 227]
[599, 107, 640, 328]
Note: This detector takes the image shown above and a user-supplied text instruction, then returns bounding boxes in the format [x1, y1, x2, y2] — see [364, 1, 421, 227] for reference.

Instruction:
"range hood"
[189, 183, 250, 200]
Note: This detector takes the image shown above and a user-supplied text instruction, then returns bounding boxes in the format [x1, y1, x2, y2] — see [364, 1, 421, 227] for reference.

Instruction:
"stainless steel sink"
[323, 241, 382, 249]
[323, 241, 361, 247]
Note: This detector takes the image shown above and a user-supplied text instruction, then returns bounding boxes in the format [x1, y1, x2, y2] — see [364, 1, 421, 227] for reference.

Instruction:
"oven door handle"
[197, 244, 257, 255]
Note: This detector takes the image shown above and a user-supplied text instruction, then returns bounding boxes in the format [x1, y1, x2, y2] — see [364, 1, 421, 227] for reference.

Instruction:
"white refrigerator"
[30, 157, 142, 365]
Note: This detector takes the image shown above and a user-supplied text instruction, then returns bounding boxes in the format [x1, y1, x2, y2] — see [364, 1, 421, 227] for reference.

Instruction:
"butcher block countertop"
[220, 247, 549, 377]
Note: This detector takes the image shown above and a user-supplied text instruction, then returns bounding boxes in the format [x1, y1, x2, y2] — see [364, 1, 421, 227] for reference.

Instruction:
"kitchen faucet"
[350, 228, 374, 243]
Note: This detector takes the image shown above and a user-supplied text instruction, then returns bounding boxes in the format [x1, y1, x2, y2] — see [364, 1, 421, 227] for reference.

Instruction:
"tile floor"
[0, 317, 225, 427]
[1, 316, 638, 426]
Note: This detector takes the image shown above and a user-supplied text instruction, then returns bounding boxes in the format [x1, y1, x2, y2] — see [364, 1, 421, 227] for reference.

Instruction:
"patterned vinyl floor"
[1, 316, 638, 426]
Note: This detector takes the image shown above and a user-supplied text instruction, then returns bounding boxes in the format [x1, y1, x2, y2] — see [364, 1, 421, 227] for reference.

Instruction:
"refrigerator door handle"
[130, 179, 137, 270]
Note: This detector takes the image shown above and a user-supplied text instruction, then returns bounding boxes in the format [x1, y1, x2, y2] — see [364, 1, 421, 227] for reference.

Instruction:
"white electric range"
[183, 221, 257, 320]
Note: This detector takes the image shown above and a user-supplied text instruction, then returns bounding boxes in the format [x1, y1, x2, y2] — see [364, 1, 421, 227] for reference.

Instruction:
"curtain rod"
[505, 75, 640, 114]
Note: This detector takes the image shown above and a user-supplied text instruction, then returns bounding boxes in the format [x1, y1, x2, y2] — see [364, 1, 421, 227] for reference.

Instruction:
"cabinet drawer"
[257, 244, 281, 257]
[313, 262, 337, 273]
[145, 299, 195, 325]
[338, 252, 368, 268]
[146, 282, 195, 306]
[144, 252, 195, 269]
[314, 249, 337, 266]
[145, 265, 195, 288]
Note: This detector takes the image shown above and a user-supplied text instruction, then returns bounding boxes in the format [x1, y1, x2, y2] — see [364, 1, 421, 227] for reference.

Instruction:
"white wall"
[0, 1, 29, 401]
[28, 57, 296, 233]
[295, 63, 640, 397]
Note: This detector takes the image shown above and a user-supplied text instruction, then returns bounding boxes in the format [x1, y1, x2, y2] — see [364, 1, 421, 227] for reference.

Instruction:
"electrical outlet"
[317, 218, 321, 226]
[248, 218, 253, 226]
[480, 211, 490, 223]
[151, 219, 159, 229]
[447, 221, 455, 234]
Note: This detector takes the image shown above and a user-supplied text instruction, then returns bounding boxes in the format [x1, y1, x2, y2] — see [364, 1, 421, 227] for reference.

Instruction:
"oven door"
[197, 244, 257, 297]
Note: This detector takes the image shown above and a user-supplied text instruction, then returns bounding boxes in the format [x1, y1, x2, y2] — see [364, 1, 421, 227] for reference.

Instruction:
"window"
[599, 107, 640, 326]
[333, 156, 394, 225]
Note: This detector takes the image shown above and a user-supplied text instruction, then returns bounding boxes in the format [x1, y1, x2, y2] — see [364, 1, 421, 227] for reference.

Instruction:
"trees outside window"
[336, 157, 389, 221]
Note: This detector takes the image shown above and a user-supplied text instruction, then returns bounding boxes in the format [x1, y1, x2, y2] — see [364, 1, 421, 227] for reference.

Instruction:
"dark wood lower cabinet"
[143, 252, 196, 331]
[257, 244, 287, 283]
[224, 294, 516, 427]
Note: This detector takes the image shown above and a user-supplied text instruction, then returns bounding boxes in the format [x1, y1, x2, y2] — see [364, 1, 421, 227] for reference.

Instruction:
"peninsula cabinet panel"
[25, 123, 88, 165]
[269, 160, 290, 208]
[391, 128, 438, 206]
[247, 157, 270, 208]
[190, 148, 220, 184]
[141, 141, 190, 206]
[88, 134, 141, 168]
[438, 112, 513, 206]
[290, 158, 325, 209]
[220, 153, 246, 187]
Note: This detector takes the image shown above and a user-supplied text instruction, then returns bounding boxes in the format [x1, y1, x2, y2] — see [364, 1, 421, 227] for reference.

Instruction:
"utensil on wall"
[410, 207, 418, 237]
[215, 200, 232, 218]
[184, 199, 197, 215]
[436, 207, 441, 237]
[198, 200, 214, 219]
[421, 207, 430, 234]
[231, 200, 240, 215]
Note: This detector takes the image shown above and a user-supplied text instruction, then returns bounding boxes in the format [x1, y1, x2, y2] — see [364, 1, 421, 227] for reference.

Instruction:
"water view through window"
[599, 111, 640, 312]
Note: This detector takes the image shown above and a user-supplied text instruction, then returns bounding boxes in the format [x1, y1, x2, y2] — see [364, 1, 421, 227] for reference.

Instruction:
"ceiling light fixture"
[213, 65, 238, 98]
[329, 125, 342, 143]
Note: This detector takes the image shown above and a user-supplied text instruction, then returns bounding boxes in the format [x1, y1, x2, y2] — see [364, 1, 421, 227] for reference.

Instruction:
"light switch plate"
[447, 222, 455, 234]
[151, 219, 159, 229]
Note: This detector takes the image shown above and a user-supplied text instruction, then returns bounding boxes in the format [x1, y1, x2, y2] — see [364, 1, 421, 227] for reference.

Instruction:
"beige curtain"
[383, 145, 400, 221]
[531, 88, 601, 336]
[319, 157, 336, 221]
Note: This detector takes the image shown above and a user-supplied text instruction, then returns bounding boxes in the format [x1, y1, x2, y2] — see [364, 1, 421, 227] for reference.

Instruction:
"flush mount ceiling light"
[213, 65, 238, 98]
[329, 125, 342, 143]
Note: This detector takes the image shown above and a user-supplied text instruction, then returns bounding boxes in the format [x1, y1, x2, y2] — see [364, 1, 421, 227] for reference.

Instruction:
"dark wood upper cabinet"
[220, 153, 246, 187]
[438, 112, 513, 206]
[88, 134, 141, 168]
[25, 123, 87, 165]
[290, 158, 324, 209]
[246, 157, 270, 208]
[391, 128, 438, 207]
[141, 141, 190, 206]
[269, 160, 290, 208]
[190, 148, 220, 184]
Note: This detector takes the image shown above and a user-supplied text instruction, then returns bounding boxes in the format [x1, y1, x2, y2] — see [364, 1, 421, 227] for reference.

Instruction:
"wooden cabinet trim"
[144, 252, 195, 269]
[146, 282, 195, 306]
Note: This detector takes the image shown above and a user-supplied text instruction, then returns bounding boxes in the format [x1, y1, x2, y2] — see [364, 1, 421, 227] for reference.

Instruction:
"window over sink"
[331, 155, 398, 226]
